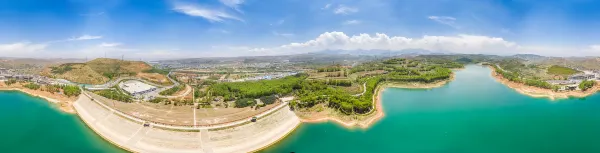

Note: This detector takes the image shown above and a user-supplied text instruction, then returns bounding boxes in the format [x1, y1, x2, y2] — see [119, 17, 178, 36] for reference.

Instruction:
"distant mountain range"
[509, 54, 548, 61]
[313, 49, 453, 56]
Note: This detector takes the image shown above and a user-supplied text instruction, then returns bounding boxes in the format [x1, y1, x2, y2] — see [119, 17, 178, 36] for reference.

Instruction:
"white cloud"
[246, 31, 600, 56]
[219, 0, 245, 12]
[0, 42, 47, 55]
[334, 5, 358, 15]
[69, 35, 103, 41]
[322, 4, 332, 10]
[342, 20, 361, 25]
[590, 45, 600, 51]
[428, 16, 458, 28]
[249, 31, 520, 55]
[171, 1, 242, 22]
[98, 42, 122, 47]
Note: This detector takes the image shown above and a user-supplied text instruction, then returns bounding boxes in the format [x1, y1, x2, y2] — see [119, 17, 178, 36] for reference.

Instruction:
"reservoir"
[0, 91, 125, 153]
[261, 65, 600, 153]
[1, 65, 599, 153]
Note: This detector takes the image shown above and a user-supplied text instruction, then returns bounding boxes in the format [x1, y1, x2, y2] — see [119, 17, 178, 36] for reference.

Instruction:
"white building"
[119, 80, 157, 97]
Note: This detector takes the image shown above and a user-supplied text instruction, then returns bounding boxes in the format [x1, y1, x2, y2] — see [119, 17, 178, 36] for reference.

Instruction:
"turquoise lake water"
[260, 65, 600, 153]
[0, 91, 125, 153]
[1, 65, 599, 153]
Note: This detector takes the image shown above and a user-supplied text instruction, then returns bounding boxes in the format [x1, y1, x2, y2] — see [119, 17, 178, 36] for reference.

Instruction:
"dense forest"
[209, 74, 307, 101]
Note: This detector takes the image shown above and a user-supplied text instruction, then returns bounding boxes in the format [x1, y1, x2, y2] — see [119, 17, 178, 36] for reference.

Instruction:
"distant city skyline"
[2, 0, 600, 59]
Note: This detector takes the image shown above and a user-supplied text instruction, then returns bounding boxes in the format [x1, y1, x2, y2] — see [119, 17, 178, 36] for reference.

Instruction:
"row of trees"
[326, 72, 347, 77]
[160, 85, 185, 95]
[149, 97, 193, 106]
[23, 83, 41, 90]
[322, 79, 352, 87]
[524, 79, 553, 89]
[382, 58, 406, 64]
[386, 67, 452, 83]
[317, 67, 342, 72]
[95, 90, 133, 103]
[4, 79, 17, 86]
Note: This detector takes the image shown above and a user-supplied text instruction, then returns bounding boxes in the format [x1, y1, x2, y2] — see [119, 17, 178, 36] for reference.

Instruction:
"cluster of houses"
[224, 72, 299, 82]
[0, 68, 33, 81]
[546, 71, 599, 91]
[0, 68, 67, 86]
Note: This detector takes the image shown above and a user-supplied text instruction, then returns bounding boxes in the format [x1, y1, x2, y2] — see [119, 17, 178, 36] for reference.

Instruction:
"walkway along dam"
[73, 92, 301, 153]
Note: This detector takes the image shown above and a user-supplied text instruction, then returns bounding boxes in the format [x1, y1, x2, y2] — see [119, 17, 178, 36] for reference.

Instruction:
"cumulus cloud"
[428, 16, 458, 28]
[249, 31, 520, 55]
[219, 0, 244, 12]
[245, 31, 600, 56]
[69, 35, 103, 41]
[342, 20, 361, 25]
[334, 5, 358, 15]
[171, 1, 242, 22]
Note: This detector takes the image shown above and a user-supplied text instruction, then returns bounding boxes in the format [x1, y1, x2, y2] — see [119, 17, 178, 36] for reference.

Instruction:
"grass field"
[547, 65, 580, 76]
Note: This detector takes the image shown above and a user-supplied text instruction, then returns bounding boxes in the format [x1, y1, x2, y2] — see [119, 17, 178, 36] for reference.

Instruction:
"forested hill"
[41, 58, 171, 85]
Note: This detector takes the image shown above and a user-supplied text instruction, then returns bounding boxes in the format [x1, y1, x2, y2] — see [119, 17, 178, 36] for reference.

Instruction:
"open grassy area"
[42, 58, 171, 85]
[547, 65, 580, 76]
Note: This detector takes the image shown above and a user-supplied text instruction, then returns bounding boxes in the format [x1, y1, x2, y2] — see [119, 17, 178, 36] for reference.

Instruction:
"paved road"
[353, 82, 367, 97]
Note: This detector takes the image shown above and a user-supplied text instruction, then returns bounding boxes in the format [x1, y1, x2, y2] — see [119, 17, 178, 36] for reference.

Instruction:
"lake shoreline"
[0, 83, 76, 113]
[488, 65, 600, 100]
[298, 73, 455, 129]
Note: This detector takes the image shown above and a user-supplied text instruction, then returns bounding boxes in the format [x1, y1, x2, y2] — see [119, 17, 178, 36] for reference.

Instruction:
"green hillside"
[42, 58, 172, 85]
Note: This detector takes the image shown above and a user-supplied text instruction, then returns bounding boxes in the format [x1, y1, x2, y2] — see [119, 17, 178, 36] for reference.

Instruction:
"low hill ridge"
[42, 58, 171, 85]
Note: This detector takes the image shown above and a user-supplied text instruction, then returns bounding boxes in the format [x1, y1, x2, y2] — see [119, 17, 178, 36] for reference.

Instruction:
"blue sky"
[1, 0, 600, 59]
